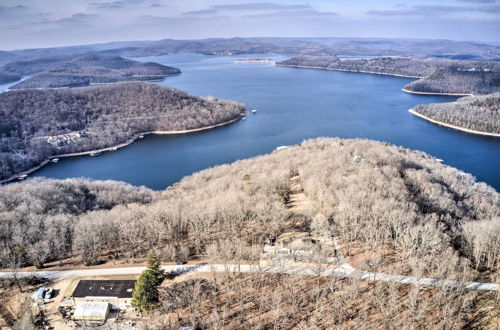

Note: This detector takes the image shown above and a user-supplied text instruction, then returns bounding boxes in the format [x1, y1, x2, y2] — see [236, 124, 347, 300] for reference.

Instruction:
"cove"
[32, 53, 500, 191]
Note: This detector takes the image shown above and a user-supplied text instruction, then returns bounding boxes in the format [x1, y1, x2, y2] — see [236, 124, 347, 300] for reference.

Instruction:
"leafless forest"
[0, 81, 245, 180]
[2, 138, 498, 272]
[2, 138, 499, 327]
[278, 56, 500, 95]
[413, 93, 500, 134]
[0, 53, 180, 89]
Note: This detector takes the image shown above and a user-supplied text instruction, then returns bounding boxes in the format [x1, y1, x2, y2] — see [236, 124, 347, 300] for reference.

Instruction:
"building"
[71, 280, 135, 310]
[73, 301, 110, 321]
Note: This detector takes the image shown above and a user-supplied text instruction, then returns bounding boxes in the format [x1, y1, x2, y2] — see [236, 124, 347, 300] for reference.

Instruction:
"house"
[71, 280, 135, 310]
[73, 301, 110, 321]
[263, 231, 337, 259]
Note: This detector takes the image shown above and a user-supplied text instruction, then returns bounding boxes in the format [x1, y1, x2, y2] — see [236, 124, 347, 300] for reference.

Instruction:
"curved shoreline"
[275, 64, 423, 79]
[408, 109, 500, 137]
[0, 114, 244, 185]
[402, 88, 472, 97]
[276, 64, 477, 96]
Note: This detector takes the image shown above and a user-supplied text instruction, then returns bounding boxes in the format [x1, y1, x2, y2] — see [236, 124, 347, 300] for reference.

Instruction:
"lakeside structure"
[0, 113, 245, 185]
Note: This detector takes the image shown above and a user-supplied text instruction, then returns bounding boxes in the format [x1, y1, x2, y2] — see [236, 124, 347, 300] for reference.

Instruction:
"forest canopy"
[0, 53, 180, 89]
[0, 81, 245, 180]
[412, 93, 500, 134]
[1, 138, 498, 274]
[277, 56, 500, 95]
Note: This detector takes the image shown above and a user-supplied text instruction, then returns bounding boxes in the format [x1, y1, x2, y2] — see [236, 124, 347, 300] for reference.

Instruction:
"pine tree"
[131, 271, 158, 312]
[131, 252, 165, 312]
[147, 251, 165, 285]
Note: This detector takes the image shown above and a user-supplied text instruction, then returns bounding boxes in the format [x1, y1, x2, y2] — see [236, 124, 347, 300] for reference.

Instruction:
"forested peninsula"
[411, 93, 500, 136]
[0, 53, 180, 89]
[0, 81, 245, 180]
[277, 56, 500, 95]
[1, 138, 499, 327]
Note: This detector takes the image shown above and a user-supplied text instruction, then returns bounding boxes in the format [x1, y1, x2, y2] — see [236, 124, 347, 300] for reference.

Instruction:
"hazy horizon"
[1, 0, 499, 50]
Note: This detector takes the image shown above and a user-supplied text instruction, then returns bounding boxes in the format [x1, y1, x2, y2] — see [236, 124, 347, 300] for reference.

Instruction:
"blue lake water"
[33, 53, 500, 190]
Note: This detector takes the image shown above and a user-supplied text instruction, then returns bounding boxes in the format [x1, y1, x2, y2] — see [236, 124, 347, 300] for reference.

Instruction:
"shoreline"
[402, 88, 472, 97]
[0, 114, 244, 185]
[275, 64, 423, 79]
[276, 64, 475, 97]
[408, 109, 500, 138]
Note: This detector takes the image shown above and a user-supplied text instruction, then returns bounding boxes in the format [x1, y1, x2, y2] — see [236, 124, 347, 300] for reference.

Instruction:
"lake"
[33, 53, 500, 190]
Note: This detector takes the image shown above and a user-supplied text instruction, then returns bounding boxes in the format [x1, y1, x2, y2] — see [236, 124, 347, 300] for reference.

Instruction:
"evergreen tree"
[147, 251, 165, 285]
[131, 252, 165, 312]
[131, 271, 158, 312]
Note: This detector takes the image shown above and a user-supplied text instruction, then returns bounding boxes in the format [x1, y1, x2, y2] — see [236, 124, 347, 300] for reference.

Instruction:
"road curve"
[0, 263, 498, 291]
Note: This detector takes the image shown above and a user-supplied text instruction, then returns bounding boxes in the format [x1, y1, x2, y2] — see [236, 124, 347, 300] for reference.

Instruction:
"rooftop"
[72, 280, 136, 298]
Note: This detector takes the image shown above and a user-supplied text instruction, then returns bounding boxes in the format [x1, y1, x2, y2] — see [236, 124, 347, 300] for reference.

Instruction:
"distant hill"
[0, 53, 180, 89]
[1, 38, 500, 64]
[404, 68, 500, 95]
[277, 56, 500, 95]
[0, 81, 245, 180]
[411, 93, 500, 135]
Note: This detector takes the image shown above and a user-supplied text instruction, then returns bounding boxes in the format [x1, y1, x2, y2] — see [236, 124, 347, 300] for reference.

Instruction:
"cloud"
[89, 1, 126, 10]
[459, 0, 497, 3]
[367, 4, 500, 17]
[243, 8, 338, 19]
[182, 2, 311, 16]
[183, 8, 219, 16]
[212, 3, 311, 11]
[88, 0, 160, 10]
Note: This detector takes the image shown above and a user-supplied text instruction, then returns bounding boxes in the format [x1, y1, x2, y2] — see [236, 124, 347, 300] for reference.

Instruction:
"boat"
[242, 117, 246, 120]
[18, 174, 27, 180]
[436, 158, 444, 163]
[51, 158, 59, 163]
[251, 109, 258, 113]
[110, 147, 117, 151]
[138, 135, 145, 139]
[90, 151, 101, 157]
[275, 146, 288, 151]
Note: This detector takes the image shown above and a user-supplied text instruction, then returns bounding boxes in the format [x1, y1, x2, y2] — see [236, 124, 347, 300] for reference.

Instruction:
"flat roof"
[72, 280, 135, 298]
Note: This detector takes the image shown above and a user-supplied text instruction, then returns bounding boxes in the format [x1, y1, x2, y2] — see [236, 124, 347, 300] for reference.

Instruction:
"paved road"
[0, 263, 498, 291]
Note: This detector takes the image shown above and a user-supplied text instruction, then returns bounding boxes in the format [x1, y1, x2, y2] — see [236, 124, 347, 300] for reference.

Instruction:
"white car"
[120, 322, 135, 327]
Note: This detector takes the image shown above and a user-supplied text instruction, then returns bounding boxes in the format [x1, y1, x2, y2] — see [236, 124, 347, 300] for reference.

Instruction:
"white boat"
[110, 147, 117, 151]
[90, 151, 101, 157]
[51, 158, 59, 163]
[436, 158, 444, 163]
[251, 109, 258, 113]
[18, 174, 27, 180]
[275, 146, 288, 151]
[138, 135, 144, 139]
[242, 117, 246, 120]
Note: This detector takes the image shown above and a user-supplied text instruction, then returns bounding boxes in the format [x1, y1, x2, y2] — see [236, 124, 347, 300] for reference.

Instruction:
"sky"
[0, 0, 499, 50]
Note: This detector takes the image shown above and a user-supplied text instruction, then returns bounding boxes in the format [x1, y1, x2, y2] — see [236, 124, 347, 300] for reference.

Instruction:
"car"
[120, 321, 135, 327]
[176, 260, 187, 265]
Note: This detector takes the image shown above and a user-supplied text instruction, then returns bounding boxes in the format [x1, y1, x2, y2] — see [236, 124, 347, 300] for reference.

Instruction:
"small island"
[0, 81, 245, 181]
[410, 93, 500, 137]
[235, 58, 275, 64]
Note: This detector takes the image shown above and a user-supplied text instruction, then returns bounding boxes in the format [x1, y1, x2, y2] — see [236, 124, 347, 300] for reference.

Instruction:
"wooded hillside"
[0, 81, 245, 180]
[1, 138, 498, 272]
[2, 138, 499, 327]
[412, 93, 500, 134]
[0, 53, 180, 89]
[277, 56, 500, 95]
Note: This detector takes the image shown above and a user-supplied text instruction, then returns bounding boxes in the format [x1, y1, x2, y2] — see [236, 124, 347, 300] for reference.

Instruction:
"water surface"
[33, 53, 500, 190]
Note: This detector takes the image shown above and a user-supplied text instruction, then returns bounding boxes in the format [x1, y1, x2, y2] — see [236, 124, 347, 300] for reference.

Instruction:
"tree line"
[413, 93, 500, 134]
[0, 81, 245, 180]
[277, 56, 500, 95]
